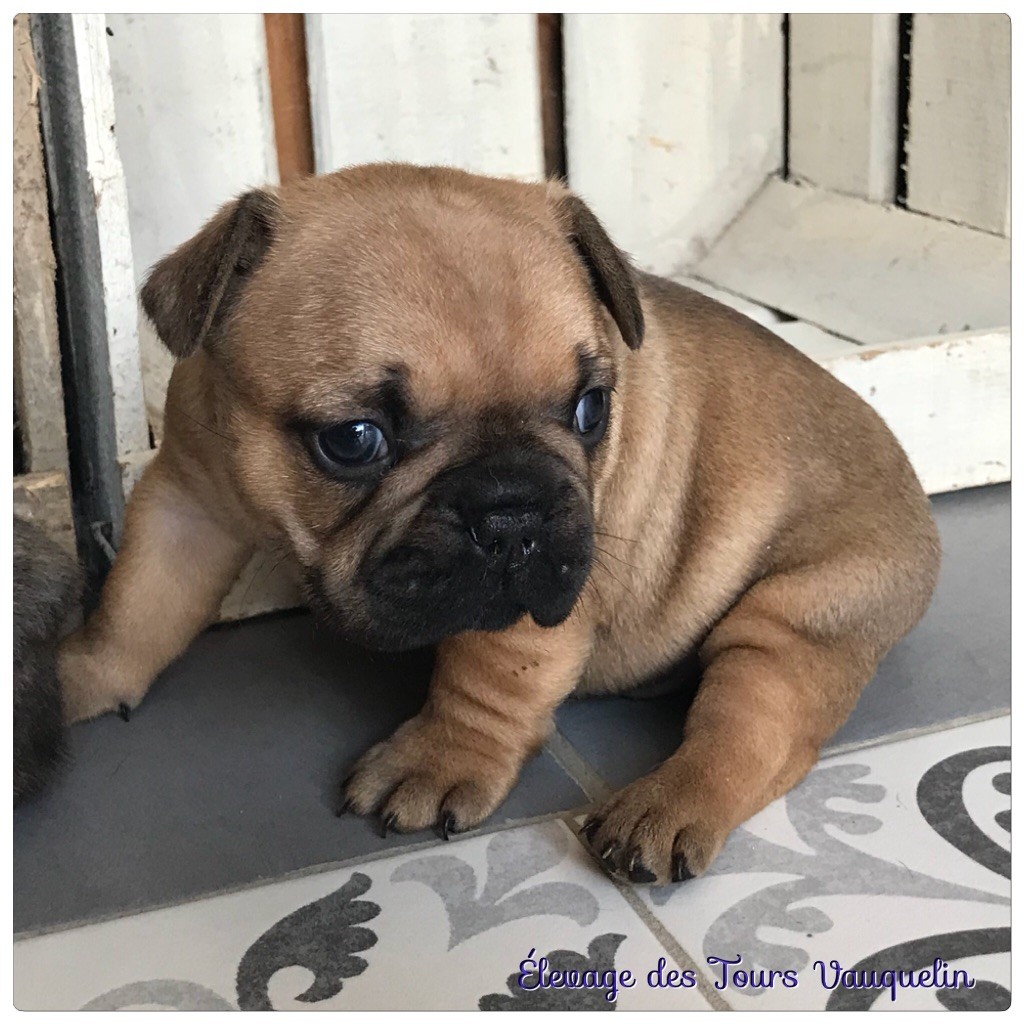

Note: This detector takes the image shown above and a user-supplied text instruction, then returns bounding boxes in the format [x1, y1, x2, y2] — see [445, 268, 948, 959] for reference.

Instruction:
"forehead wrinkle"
[240, 184, 611, 421]
[320, 195, 580, 329]
[405, 327, 584, 418]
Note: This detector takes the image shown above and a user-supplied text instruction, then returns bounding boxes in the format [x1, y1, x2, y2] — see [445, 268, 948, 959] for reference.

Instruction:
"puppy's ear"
[554, 191, 644, 350]
[140, 188, 278, 359]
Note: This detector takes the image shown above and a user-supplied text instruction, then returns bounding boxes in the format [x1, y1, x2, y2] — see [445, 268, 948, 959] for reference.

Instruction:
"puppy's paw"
[341, 715, 520, 838]
[579, 771, 730, 885]
[58, 632, 142, 724]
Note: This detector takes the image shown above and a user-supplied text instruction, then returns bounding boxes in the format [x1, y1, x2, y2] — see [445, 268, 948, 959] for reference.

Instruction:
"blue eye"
[316, 421, 389, 468]
[573, 388, 609, 437]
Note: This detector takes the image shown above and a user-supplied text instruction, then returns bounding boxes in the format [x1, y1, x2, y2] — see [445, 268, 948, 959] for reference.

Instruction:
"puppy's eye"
[572, 387, 610, 440]
[315, 420, 389, 469]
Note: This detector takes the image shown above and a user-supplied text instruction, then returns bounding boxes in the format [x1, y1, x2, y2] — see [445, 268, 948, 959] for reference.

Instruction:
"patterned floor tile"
[627, 716, 1010, 1011]
[15, 718, 1010, 1011]
[14, 819, 711, 1011]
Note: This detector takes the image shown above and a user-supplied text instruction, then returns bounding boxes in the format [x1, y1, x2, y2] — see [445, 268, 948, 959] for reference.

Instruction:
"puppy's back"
[637, 271, 940, 631]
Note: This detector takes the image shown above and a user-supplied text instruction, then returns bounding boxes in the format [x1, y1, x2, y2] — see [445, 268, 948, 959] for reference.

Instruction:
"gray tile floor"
[13, 484, 1009, 936]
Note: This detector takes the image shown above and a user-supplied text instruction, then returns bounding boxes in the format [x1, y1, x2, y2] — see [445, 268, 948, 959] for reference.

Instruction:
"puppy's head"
[142, 165, 643, 650]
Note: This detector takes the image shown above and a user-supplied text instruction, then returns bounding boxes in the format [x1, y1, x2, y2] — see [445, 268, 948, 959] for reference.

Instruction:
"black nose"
[469, 507, 541, 561]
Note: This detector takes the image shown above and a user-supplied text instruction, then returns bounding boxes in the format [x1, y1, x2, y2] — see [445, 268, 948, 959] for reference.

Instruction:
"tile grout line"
[557, 812, 732, 1012]
[544, 729, 614, 802]
[548, 725, 730, 1008]
[611, 879, 733, 1012]
[821, 708, 1010, 760]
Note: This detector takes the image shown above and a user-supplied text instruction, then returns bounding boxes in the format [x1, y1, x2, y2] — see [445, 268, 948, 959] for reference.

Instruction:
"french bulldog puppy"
[59, 164, 940, 883]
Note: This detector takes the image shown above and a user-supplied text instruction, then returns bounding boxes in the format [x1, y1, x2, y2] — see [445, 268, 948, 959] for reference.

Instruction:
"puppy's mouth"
[309, 527, 592, 652]
[307, 448, 594, 651]
[379, 529, 590, 632]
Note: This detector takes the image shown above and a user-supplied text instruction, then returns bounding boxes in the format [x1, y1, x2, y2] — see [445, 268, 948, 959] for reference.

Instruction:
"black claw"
[672, 853, 694, 883]
[628, 858, 658, 884]
[579, 817, 603, 844]
[441, 811, 458, 841]
[334, 798, 351, 819]
[380, 812, 397, 838]
[599, 842, 622, 871]
[118, 702, 131, 722]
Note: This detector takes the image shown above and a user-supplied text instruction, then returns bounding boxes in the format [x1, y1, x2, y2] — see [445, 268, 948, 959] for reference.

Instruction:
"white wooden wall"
[788, 13, 1010, 238]
[103, 12, 1011, 439]
[564, 14, 783, 275]
[306, 14, 543, 180]
[905, 14, 1010, 235]
[74, 14, 150, 461]
[106, 13, 278, 439]
[788, 14, 899, 203]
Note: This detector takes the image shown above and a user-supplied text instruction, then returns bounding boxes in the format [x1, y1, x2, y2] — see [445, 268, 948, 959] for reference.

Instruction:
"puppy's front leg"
[343, 618, 591, 836]
[581, 568, 874, 884]
[59, 453, 253, 723]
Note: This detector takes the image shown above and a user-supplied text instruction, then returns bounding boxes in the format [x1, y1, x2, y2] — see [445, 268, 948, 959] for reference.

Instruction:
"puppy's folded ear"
[554, 191, 644, 350]
[140, 188, 278, 359]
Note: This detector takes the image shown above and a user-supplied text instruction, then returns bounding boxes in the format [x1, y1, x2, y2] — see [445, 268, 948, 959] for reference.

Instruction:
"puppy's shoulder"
[638, 272, 794, 358]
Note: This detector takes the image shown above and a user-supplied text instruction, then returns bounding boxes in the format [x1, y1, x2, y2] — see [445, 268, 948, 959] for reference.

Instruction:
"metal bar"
[30, 13, 125, 594]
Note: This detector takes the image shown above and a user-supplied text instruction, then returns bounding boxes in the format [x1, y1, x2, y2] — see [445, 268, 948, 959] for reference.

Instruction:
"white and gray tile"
[631, 716, 1010, 1011]
[16, 716, 1009, 1011]
[14, 819, 710, 1011]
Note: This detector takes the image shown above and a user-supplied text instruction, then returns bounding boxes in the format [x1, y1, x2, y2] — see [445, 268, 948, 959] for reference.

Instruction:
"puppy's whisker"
[166, 402, 237, 447]
[240, 551, 281, 609]
[238, 553, 270, 610]
[238, 546, 291, 610]
[263, 549, 291, 584]
[591, 556, 637, 599]
[593, 544, 640, 571]
[593, 530, 639, 546]
[579, 569, 610, 614]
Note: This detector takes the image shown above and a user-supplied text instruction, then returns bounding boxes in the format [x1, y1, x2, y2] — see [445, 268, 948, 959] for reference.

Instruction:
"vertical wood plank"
[263, 14, 314, 182]
[906, 14, 1010, 235]
[563, 14, 783, 276]
[72, 14, 150, 461]
[306, 14, 544, 180]
[13, 14, 68, 474]
[537, 14, 566, 180]
[788, 14, 899, 202]
[106, 14, 279, 438]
